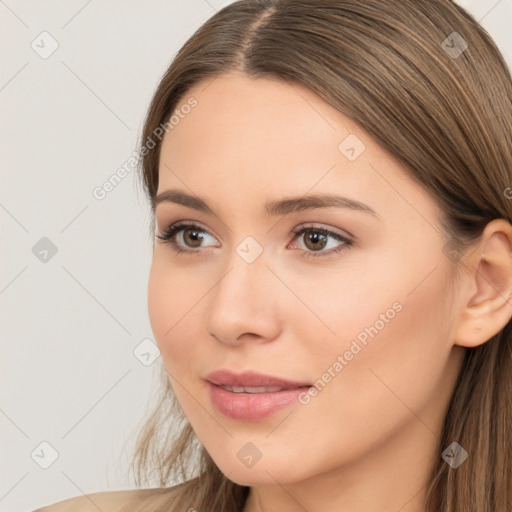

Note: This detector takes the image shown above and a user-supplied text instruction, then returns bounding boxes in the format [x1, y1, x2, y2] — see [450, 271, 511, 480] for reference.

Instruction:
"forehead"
[157, 72, 440, 226]
[160, 72, 365, 188]
[161, 72, 348, 172]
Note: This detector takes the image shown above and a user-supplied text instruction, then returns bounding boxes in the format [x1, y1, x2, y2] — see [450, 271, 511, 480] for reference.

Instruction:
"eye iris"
[304, 230, 327, 251]
[184, 227, 205, 248]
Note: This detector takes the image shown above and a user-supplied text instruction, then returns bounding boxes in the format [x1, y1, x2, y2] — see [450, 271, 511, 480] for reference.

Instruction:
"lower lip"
[207, 381, 311, 421]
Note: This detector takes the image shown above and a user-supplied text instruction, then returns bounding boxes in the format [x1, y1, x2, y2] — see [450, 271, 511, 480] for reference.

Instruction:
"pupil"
[186, 228, 203, 247]
[307, 231, 326, 250]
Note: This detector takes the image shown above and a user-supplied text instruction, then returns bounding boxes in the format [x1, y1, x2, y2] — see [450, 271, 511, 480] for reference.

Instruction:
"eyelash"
[155, 221, 353, 259]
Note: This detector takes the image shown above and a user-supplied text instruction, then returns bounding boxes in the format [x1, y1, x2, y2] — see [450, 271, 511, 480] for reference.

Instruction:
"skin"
[147, 71, 512, 512]
[33, 489, 158, 512]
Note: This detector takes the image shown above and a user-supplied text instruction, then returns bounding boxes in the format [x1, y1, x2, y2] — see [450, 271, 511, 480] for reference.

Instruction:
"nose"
[205, 248, 282, 347]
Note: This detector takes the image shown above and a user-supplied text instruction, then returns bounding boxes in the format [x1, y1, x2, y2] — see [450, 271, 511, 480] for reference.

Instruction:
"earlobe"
[453, 219, 512, 348]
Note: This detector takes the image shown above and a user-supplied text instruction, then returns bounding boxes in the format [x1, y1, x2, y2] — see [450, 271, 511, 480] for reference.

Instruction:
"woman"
[36, 0, 512, 511]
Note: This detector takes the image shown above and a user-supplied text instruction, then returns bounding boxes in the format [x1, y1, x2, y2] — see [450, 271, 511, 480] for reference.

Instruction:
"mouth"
[206, 381, 312, 421]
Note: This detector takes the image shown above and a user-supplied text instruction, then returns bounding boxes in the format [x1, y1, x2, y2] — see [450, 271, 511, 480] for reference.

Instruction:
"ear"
[453, 219, 512, 348]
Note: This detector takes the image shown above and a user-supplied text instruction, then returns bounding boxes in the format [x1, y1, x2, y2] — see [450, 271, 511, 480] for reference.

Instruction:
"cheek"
[147, 257, 195, 365]
[147, 259, 213, 431]
[306, 266, 453, 441]
[147, 258, 171, 343]
[286, 245, 454, 424]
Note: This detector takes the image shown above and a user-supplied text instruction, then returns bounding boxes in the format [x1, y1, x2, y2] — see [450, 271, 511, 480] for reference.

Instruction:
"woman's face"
[148, 71, 465, 490]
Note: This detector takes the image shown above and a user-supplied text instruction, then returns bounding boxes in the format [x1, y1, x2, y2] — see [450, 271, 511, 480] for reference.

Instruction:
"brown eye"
[182, 227, 206, 248]
[156, 222, 218, 253]
[302, 229, 328, 251]
[290, 224, 353, 259]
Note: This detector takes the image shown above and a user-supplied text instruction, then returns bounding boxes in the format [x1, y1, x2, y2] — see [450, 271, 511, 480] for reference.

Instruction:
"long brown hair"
[120, 1, 512, 510]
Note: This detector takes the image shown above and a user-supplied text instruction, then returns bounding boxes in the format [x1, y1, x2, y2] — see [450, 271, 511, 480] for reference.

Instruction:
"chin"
[218, 460, 302, 487]
[224, 470, 279, 487]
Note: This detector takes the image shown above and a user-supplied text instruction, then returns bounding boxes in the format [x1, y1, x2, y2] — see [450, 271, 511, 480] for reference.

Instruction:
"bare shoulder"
[31, 487, 176, 512]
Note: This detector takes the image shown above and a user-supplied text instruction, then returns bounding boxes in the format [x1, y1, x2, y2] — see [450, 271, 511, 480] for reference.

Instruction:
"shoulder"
[31, 487, 178, 512]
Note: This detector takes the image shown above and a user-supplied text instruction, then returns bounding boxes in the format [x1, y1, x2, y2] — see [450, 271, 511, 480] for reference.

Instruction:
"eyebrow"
[153, 189, 381, 219]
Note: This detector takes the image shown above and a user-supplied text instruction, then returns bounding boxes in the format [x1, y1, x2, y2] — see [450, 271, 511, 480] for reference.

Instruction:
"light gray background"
[1, 1, 511, 511]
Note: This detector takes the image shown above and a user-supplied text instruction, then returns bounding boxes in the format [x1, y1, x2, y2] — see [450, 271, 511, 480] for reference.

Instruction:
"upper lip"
[206, 369, 311, 389]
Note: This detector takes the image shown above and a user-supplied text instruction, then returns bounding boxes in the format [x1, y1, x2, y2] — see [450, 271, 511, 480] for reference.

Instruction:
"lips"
[205, 369, 311, 390]
[205, 370, 313, 421]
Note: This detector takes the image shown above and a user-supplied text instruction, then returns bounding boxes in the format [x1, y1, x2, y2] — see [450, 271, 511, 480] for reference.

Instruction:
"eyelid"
[156, 218, 211, 235]
[156, 219, 218, 237]
[156, 219, 352, 241]
[290, 222, 354, 241]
